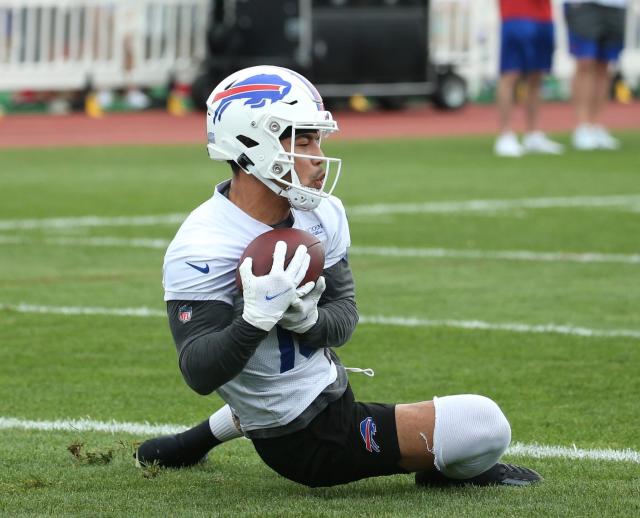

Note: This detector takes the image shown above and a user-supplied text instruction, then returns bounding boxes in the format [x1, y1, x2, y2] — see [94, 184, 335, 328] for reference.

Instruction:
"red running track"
[0, 101, 639, 149]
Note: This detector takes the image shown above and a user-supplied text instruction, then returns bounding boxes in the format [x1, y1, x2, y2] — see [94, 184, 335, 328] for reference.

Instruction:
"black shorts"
[564, 2, 625, 45]
[251, 385, 407, 487]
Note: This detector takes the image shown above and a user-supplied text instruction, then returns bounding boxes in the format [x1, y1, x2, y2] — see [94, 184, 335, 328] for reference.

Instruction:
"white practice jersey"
[163, 180, 351, 433]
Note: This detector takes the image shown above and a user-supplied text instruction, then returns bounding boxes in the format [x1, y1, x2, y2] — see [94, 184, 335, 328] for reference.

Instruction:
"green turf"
[1, 132, 639, 516]
[0, 432, 637, 517]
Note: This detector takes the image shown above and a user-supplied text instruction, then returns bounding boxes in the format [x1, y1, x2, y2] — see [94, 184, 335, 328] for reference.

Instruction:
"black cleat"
[415, 462, 542, 487]
[135, 434, 208, 468]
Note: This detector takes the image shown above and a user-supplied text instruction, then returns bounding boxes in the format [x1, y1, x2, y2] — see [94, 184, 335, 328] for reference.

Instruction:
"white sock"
[209, 404, 243, 442]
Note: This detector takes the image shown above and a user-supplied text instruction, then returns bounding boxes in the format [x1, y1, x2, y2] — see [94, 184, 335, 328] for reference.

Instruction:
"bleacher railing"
[1, 0, 639, 97]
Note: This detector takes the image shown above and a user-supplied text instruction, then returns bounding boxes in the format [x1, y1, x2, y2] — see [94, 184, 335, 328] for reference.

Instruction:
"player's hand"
[239, 241, 310, 331]
[279, 276, 326, 334]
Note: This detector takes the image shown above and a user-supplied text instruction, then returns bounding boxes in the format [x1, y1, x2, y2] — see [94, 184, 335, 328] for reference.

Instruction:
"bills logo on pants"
[359, 417, 380, 453]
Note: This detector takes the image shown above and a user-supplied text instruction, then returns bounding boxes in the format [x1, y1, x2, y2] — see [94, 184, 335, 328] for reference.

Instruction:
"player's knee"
[432, 394, 511, 479]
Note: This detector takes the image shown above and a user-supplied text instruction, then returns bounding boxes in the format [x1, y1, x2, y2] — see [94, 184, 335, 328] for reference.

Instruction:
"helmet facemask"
[262, 117, 342, 211]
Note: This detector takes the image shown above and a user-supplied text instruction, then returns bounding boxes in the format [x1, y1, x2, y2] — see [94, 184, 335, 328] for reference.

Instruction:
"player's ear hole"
[236, 135, 259, 148]
[279, 127, 292, 140]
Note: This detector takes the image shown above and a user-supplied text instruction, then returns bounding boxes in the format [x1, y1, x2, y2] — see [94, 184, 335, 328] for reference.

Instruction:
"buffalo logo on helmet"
[359, 417, 381, 453]
[211, 73, 292, 124]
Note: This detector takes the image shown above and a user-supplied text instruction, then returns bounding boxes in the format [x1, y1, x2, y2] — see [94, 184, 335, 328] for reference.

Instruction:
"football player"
[136, 65, 541, 487]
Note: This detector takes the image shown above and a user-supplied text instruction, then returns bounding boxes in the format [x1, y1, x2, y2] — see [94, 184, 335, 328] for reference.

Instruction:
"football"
[236, 228, 325, 290]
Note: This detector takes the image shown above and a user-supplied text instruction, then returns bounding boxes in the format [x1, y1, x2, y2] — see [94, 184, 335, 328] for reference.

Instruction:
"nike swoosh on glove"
[279, 275, 326, 334]
[239, 240, 310, 331]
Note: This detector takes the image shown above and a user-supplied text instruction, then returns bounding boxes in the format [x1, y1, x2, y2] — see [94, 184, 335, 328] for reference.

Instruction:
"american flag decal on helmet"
[359, 417, 380, 453]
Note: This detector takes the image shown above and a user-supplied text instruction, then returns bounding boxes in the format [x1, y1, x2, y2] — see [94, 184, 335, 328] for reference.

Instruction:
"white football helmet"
[206, 65, 341, 210]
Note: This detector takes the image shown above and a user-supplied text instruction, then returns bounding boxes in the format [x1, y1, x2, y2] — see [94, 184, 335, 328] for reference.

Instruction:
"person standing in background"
[564, 0, 627, 150]
[494, 0, 564, 157]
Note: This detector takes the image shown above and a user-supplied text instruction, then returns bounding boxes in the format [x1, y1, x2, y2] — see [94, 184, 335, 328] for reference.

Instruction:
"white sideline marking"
[3, 303, 640, 340]
[0, 417, 638, 464]
[1, 194, 639, 230]
[2, 236, 639, 266]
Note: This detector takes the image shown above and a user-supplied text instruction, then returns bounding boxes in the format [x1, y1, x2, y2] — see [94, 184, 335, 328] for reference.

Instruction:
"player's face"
[280, 131, 325, 190]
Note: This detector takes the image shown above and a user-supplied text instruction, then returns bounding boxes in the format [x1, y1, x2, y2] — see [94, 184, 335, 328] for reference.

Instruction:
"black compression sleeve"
[296, 257, 359, 348]
[167, 300, 267, 395]
[166, 258, 357, 393]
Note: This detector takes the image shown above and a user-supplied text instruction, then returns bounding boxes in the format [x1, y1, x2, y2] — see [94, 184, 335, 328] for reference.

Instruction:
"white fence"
[1, 0, 640, 96]
[0, 0, 209, 90]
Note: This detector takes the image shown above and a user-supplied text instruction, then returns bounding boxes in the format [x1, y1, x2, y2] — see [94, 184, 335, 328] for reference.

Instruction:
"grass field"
[1, 131, 639, 516]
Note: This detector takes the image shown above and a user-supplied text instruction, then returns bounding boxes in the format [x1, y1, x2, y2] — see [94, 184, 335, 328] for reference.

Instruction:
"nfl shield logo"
[178, 305, 192, 323]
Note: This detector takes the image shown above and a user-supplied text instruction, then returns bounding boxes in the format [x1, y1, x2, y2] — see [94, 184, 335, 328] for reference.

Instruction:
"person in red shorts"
[495, 0, 564, 157]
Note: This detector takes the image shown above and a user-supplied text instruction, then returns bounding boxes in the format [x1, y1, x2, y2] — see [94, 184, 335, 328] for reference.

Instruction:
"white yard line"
[2, 236, 639, 265]
[0, 213, 185, 230]
[0, 416, 637, 464]
[3, 303, 640, 340]
[347, 194, 640, 216]
[357, 315, 640, 340]
[4, 304, 166, 318]
[507, 442, 640, 464]
[1, 194, 639, 230]
[0, 416, 186, 436]
[0, 235, 170, 249]
[350, 246, 640, 265]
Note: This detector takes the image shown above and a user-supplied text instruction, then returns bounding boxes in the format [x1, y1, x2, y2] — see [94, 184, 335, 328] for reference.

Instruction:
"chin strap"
[286, 188, 322, 211]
